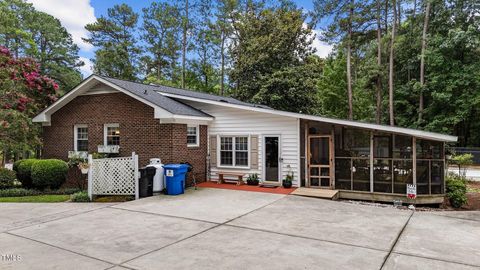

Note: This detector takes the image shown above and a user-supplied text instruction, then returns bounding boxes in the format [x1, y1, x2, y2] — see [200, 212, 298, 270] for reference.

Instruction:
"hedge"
[0, 168, 16, 189]
[31, 159, 68, 190]
[446, 173, 468, 208]
[14, 159, 38, 188]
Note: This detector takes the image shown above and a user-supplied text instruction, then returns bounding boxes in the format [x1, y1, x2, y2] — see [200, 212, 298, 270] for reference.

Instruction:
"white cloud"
[310, 29, 333, 58]
[79, 57, 93, 77]
[27, 0, 96, 51]
[303, 23, 333, 58]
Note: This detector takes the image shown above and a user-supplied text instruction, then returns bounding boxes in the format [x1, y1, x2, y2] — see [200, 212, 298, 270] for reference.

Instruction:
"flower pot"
[80, 167, 89, 174]
[282, 181, 292, 188]
[247, 180, 259, 186]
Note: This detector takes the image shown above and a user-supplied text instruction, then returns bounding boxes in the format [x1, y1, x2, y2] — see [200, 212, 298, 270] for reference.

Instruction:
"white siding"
[184, 101, 300, 186]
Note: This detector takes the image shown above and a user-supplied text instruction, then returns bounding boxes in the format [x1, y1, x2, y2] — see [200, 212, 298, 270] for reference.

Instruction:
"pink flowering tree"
[0, 45, 59, 162]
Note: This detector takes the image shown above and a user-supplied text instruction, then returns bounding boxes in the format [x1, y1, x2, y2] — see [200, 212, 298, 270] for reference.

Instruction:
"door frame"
[262, 134, 282, 185]
[307, 135, 334, 189]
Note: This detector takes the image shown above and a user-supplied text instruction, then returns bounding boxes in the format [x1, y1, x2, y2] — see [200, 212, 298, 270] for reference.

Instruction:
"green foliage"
[70, 191, 90, 202]
[253, 56, 323, 114]
[68, 156, 87, 168]
[0, 187, 82, 197]
[446, 173, 468, 208]
[15, 159, 37, 188]
[246, 173, 259, 185]
[84, 4, 141, 80]
[141, 2, 181, 83]
[451, 153, 474, 175]
[31, 159, 68, 190]
[0, 0, 82, 92]
[0, 168, 16, 189]
[230, 2, 315, 106]
[0, 188, 40, 197]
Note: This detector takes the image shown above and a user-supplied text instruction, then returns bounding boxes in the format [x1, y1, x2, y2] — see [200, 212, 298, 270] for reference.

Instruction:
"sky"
[26, 0, 332, 77]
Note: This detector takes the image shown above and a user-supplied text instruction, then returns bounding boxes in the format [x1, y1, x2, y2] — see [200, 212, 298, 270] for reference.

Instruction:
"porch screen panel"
[416, 139, 445, 195]
[334, 128, 370, 191]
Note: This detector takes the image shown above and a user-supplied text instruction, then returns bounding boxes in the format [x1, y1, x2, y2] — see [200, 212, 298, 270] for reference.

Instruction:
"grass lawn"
[0, 194, 70, 203]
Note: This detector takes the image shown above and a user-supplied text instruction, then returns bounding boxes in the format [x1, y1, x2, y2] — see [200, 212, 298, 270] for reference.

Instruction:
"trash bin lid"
[163, 164, 190, 170]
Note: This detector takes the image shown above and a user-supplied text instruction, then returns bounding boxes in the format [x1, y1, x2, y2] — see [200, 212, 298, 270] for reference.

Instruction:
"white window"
[187, 125, 199, 147]
[74, 124, 88, 152]
[219, 136, 249, 167]
[104, 123, 120, 146]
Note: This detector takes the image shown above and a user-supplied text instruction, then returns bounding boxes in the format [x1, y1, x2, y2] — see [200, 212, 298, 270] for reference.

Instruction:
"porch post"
[412, 137, 417, 186]
[304, 121, 309, 188]
[330, 125, 335, 189]
[87, 154, 93, 200]
[370, 132, 374, 192]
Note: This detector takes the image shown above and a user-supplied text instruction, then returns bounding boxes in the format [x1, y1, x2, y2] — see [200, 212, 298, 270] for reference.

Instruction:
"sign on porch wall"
[407, 184, 417, 199]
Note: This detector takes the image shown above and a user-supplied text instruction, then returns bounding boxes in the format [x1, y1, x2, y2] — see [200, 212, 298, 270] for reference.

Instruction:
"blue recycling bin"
[163, 164, 189, 195]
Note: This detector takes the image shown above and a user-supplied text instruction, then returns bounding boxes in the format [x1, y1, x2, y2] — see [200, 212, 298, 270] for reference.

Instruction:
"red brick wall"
[42, 92, 207, 186]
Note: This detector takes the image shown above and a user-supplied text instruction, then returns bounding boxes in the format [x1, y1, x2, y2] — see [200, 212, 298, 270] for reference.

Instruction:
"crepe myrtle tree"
[0, 45, 59, 164]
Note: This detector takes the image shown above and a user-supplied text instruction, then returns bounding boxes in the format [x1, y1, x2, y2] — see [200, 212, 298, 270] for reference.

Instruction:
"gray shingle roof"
[99, 75, 271, 109]
[99, 76, 212, 118]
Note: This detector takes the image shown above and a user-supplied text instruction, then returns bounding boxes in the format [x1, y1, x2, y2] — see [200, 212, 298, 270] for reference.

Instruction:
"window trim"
[217, 135, 250, 169]
[73, 124, 88, 152]
[187, 124, 200, 147]
[103, 123, 120, 146]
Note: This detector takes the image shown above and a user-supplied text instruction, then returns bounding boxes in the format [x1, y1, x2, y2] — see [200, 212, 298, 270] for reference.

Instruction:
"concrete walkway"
[0, 188, 479, 269]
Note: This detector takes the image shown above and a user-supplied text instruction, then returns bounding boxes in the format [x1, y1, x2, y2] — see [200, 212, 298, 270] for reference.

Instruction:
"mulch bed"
[197, 181, 296, 195]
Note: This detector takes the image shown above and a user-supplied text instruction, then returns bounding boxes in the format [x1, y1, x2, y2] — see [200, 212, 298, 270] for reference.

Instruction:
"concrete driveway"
[0, 188, 479, 270]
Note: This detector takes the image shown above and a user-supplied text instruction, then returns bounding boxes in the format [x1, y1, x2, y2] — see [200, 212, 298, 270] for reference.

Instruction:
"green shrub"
[70, 191, 90, 202]
[15, 159, 38, 188]
[31, 159, 68, 190]
[446, 173, 468, 208]
[0, 168, 16, 189]
[0, 188, 40, 197]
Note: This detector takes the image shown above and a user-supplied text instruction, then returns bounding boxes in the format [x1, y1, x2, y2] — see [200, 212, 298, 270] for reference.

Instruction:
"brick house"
[34, 75, 457, 204]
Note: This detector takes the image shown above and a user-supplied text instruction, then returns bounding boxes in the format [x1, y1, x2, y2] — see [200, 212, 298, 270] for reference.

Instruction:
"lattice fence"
[88, 152, 139, 200]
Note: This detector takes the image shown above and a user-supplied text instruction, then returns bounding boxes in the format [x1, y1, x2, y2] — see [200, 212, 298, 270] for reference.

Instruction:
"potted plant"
[246, 173, 259, 186]
[282, 172, 293, 188]
[78, 162, 90, 174]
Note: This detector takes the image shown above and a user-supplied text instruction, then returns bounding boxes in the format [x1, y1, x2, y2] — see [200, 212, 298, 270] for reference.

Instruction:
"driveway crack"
[380, 210, 414, 269]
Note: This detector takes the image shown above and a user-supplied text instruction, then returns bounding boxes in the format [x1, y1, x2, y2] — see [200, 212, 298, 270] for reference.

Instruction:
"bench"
[217, 172, 246, 186]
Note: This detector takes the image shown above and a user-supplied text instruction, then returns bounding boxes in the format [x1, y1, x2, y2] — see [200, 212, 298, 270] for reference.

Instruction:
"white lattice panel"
[90, 155, 138, 196]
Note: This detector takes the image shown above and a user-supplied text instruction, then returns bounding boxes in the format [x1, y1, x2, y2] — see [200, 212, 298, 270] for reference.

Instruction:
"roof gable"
[33, 75, 213, 125]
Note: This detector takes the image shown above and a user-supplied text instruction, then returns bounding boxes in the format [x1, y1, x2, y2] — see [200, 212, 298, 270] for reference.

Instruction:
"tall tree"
[314, 0, 367, 120]
[84, 4, 141, 81]
[229, 1, 314, 106]
[388, 0, 397, 126]
[190, 0, 219, 93]
[0, 0, 82, 91]
[213, 0, 238, 95]
[375, 0, 383, 124]
[180, 0, 191, 88]
[418, 0, 431, 123]
[141, 2, 181, 82]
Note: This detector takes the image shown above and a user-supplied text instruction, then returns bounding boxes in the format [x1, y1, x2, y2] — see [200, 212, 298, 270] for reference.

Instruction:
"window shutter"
[250, 135, 258, 169]
[210, 135, 217, 167]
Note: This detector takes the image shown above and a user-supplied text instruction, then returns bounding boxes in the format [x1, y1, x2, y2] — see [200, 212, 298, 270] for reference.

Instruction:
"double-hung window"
[219, 136, 249, 167]
[104, 123, 120, 146]
[74, 125, 88, 152]
[187, 125, 199, 147]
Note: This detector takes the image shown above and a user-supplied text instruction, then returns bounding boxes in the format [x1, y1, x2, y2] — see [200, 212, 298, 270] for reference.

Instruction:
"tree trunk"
[181, 0, 189, 88]
[347, 0, 354, 120]
[376, 0, 383, 124]
[389, 0, 397, 126]
[220, 31, 225, 96]
[418, 1, 431, 123]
